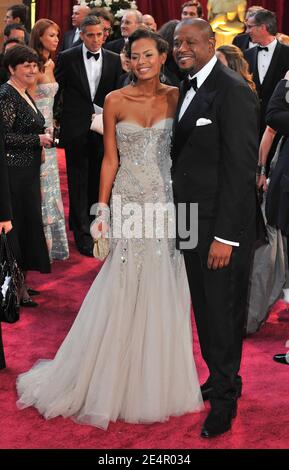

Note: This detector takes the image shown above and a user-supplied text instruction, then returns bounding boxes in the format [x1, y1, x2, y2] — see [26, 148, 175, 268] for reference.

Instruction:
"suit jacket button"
[184, 172, 187, 176]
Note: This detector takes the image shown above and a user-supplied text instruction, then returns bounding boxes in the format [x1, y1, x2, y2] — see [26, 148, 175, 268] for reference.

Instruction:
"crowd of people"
[1, 1, 289, 438]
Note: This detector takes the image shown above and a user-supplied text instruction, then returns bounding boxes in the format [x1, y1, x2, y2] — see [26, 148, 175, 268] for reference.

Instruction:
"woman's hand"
[257, 174, 268, 192]
[39, 134, 53, 148]
[90, 203, 110, 240]
[0, 221, 12, 234]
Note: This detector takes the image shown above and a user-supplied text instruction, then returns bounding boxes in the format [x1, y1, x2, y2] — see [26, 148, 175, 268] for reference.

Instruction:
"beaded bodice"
[110, 119, 180, 276]
[0, 83, 44, 167]
[113, 119, 173, 206]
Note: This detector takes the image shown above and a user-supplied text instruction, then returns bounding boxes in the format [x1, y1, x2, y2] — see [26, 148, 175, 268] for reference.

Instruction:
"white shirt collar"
[82, 43, 102, 58]
[189, 55, 217, 89]
[258, 38, 277, 51]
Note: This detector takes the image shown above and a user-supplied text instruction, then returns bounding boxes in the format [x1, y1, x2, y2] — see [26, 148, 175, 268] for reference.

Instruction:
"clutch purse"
[0, 231, 23, 324]
[93, 238, 110, 261]
[90, 113, 104, 135]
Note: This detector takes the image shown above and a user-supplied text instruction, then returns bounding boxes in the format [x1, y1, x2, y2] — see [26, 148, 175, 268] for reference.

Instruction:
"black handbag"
[0, 230, 23, 323]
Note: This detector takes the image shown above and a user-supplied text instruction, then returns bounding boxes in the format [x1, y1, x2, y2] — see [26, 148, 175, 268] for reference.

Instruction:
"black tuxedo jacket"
[104, 37, 125, 54]
[244, 41, 289, 134]
[172, 61, 259, 243]
[232, 33, 250, 51]
[60, 29, 82, 52]
[265, 79, 289, 233]
[0, 120, 11, 221]
[55, 45, 122, 144]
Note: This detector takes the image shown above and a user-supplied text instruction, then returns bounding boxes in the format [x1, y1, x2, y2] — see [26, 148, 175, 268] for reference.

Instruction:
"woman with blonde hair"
[216, 43, 256, 93]
[30, 19, 69, 261]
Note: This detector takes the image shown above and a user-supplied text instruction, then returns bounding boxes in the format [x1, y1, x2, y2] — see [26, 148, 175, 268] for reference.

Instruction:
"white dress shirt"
[257, 38, 277, 84]
[178, 55, 239, 247]
[178, 55, 217, 121]
[82, 44, 103, 101]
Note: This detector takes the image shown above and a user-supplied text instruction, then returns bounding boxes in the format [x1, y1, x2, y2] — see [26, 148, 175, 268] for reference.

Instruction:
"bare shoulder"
[105, 89, 123, 105]
[163, 86, 179, 110]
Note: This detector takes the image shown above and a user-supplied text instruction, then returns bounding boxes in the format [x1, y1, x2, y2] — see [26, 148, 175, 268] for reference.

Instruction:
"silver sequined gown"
[35, 83, 69, 261]
[16, 119, 203, 430]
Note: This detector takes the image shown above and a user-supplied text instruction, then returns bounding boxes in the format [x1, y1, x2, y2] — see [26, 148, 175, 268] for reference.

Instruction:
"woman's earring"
[130, 72, 137, 86]
[160, 65, 166, 84]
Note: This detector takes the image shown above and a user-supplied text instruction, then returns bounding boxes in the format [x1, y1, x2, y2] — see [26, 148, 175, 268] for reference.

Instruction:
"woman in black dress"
[0, 45, 53, 306]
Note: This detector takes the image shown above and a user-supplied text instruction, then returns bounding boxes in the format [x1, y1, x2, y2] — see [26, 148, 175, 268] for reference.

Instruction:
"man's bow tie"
[257, 46, 269, 52]
[87, 51, 100, 61]
[184, 76, 198, 93]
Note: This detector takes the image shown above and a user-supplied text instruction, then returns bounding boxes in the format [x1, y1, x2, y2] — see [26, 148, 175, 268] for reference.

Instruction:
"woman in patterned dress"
[30, 19, 69, 261]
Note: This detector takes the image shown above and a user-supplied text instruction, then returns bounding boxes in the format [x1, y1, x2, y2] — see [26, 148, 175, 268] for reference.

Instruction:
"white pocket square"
[196, 118, 212, 126]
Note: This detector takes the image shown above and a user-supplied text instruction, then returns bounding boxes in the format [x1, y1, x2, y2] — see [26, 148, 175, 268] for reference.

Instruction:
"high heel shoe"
[273, 353, 289, 365]
[20, 298, 38, 308]
[27, 288, 40, 296]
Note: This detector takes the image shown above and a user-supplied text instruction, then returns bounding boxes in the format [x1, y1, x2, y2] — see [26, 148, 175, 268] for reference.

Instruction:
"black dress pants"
[183, 218, 255, 405]
[65, 131, 103, 249]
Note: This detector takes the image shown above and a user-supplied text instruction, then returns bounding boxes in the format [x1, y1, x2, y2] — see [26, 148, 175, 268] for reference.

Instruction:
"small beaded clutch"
[93, 238, 110, 261]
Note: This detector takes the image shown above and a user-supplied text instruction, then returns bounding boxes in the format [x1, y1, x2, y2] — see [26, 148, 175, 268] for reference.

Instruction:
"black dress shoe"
[201, 378, 242, 401]
[20, 298, 38, 308]
[273, 354, 289, 365]
[78, 245, 93, 257]
[27, 288, 40, 296]
[201, 402, 237, 438]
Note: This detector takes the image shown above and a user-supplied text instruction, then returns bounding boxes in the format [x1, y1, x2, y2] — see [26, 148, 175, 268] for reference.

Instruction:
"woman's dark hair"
[128, 28, 169, 58]
[3, 44, 40, 72]
[158, 20, 180, 55]
[3, 37, 22, 53]
[8, 4, 29, 25]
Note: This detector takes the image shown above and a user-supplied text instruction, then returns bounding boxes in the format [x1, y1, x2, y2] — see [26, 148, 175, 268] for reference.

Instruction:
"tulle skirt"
[16, 239, 203, 430]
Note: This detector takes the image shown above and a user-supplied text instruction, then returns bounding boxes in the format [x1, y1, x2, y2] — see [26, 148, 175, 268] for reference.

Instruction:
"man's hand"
[0, 221, 12, 234]
[207, 240, 233, 270]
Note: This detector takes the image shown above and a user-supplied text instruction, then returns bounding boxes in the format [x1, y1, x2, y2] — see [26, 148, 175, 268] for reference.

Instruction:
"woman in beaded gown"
[16, 29, 203, 430]
[29, 19, 69, 260]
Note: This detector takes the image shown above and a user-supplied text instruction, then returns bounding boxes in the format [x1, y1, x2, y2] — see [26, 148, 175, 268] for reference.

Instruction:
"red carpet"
[1, 151, 289, 449]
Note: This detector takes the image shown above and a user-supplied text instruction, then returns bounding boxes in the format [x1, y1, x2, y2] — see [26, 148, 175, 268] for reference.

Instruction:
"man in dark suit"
[0, 120, 13, 369]
[172, 19, 259, 438]
[55, 16, 122, 256]
[244, 9, 289, 143]
[232, 5, 264, 51]
[105, 9, 143, 54]
[60, 3, 90, 51]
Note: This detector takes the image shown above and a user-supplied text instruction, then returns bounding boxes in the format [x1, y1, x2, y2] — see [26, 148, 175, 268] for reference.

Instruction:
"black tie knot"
[257, 46, 269, 52]
[87, 51, 100, 61]
[184, 76, 198, 93]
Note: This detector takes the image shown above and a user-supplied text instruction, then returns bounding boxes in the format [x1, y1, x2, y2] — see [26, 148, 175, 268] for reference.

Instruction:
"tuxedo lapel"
[261, 41, 281, 94]
[67, 30, 75, 49]
[173, 63, 219, 160]
[76, 46, 92, 102]
[251, 47, 261, 92]
[93, 48, 108, 105]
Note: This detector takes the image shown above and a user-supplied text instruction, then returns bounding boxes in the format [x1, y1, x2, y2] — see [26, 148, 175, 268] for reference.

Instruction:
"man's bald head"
[174, 19, 216, 74]
[176, 18, 214, 39]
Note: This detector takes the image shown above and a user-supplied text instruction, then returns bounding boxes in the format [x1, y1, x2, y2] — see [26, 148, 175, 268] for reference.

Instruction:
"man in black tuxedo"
[172, 19, 259, 437]
[60, 3, 90, 52]
[232, 5, 264, 52]
[55, 16, 122, 256]
[105, 9, 143, 54]
[244, 9, 289, 145]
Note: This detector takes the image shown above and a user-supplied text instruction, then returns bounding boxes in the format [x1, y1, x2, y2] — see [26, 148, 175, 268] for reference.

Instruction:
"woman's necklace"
[8, 79, 38, 113]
